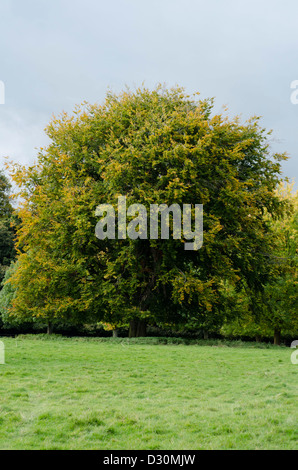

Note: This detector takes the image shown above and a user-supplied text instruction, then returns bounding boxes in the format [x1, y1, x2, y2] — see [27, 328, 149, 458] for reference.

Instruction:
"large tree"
[8, 86, 288, 335]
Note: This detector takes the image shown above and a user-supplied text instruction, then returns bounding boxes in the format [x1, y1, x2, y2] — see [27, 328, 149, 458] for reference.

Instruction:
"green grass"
[0, 335, 297, 450]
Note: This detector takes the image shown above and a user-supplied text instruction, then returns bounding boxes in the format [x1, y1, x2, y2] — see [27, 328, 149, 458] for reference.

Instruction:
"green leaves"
[0, 170, 16, 286]
[7, 86, 290, 335]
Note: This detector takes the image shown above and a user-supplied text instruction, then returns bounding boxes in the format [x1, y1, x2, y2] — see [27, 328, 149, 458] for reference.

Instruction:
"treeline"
[0, 86, 297, 344]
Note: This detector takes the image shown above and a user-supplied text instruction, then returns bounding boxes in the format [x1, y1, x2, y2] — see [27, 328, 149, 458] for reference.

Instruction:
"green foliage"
[0, 170, 16, 285]
[15, 333, 283, 348]
[0, 262, 17, 326]
[261, 184, 298, 334]
[0, 220, 15, 283]
[0, 169, 13, 218]
[8, 86, 289, 333]
[221, 183, 298, 341]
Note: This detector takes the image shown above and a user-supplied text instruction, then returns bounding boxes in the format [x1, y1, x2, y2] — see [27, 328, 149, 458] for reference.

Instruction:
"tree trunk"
[112, 329, 118, 338]
[203, 330, 209, 340]
[129, 320, 147, 337]
[47, 322, 53, 335]
[274, 329, 281, 345]
[255, 335, 261, 343]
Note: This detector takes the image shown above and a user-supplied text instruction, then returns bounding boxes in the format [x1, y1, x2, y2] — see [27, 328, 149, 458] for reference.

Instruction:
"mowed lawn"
[0, 336, 297, 450]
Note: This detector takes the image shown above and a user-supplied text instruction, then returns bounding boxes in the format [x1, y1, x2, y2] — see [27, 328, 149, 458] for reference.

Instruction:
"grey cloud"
[0, 0, 297, 186]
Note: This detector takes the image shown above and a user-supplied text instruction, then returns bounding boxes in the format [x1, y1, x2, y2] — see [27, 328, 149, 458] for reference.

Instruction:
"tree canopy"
[7, 86, 289, 336]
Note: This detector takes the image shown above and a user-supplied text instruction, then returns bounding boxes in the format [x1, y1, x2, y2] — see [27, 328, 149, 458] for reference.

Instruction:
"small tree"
[221, 183, 298, 344]
[0, 170, 16, 284]
[262, 184, 298, 344]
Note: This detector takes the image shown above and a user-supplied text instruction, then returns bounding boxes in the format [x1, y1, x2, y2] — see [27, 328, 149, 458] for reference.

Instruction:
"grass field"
[0, 335, 297, 450]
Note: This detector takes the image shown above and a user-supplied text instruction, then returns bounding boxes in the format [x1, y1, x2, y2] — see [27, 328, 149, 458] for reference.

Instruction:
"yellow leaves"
[172, 272, 215, 309]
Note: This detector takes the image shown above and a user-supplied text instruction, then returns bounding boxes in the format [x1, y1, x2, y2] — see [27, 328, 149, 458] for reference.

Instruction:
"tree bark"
[203, 330, 209, 340]
[47, 322, 53, 335]
[112, 329, 118, 338]
[274, 329, 281, 345]
[255, 335, 261, 343]
[129, 320, 147, 337]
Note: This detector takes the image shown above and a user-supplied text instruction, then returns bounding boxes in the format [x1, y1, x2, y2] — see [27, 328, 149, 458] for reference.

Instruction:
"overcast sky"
[0, 0, 297, 187]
